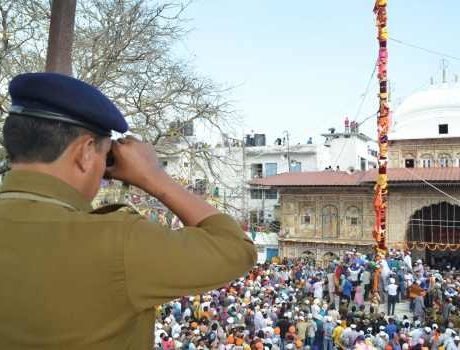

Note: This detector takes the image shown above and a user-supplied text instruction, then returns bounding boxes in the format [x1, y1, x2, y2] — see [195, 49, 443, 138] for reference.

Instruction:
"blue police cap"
[8, 72, 128, 136]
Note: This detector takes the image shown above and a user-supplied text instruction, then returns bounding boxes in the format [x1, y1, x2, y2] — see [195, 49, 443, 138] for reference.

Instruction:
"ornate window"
[421, 154, 433, 168]
[322, 205, 338, 238]
[300, 204, 315, 232]
[438, 153, 452, 167]
[404, 153, 415, 168]
[345, 206, 361, 226]
[301, 214, 311, 225]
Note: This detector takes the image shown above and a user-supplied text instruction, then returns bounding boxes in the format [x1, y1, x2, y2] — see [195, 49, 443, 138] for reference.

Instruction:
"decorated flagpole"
[373, 0, 390, 258]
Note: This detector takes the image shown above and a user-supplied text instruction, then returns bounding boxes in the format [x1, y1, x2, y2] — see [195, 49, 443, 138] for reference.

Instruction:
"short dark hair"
[2, 115, 104, 163]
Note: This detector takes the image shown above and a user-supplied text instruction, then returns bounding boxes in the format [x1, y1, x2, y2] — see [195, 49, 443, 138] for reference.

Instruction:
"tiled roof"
[249, 168, 460, 187]
[359, 167, 460, 183]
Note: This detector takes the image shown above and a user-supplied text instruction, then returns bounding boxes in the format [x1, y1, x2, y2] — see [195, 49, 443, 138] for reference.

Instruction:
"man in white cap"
[365, 327, 375, 344]
[443, 332, 458, 350]
[421, 326, 432, 346]
[387, 277, 398, 316]
[323, 316, 335, 350]
[340, 323, 355, 349]
[305, 313, 317, 347]
[403, 251, 412, 272]
[311, 299, 322, 321]
[349, 324, 359, 347]
[414, 259, 425, 279]
[360, 266, 372, 301]
[373, 330, 389, 350]
[296, 315, 308, 346]
[408, 321, 423, 347]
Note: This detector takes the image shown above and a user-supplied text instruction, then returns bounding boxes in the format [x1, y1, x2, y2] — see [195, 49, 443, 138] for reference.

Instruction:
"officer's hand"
[105, 136, 168, 189]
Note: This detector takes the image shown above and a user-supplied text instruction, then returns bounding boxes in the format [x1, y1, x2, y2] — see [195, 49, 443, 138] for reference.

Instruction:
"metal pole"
[45, 0, 77, 76]
[284, 131, 291, 172]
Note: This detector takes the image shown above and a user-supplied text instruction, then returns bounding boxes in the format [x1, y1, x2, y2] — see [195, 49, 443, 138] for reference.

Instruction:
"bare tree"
[0, 0, 49, 115]
[0, 0, 241, 201]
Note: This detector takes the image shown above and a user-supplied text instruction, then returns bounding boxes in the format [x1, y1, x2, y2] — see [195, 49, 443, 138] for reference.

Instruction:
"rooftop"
[249, 167, 460, 187]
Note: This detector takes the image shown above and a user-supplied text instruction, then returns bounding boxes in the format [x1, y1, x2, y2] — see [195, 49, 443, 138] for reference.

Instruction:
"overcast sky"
[176, 0, 460, 145]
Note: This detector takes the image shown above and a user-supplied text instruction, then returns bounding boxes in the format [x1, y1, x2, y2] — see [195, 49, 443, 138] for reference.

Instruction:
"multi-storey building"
[250, 76, 460, 267]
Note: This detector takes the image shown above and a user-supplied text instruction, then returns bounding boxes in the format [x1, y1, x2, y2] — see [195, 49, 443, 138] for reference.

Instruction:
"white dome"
[390, 83, 460, 140]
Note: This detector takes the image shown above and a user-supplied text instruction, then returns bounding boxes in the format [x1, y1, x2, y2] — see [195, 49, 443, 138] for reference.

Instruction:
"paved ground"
[377, 300, 411, 319]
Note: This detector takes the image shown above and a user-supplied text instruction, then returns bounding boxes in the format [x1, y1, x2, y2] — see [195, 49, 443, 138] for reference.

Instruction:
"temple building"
[250, 77, 460, 267]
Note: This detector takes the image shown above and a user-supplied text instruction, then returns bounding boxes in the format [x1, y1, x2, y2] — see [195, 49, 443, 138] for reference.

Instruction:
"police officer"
[0, 73, 256, 349]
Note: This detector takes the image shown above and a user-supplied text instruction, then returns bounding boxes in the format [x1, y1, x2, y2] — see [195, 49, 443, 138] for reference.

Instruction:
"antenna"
[441, 59, 449, 83]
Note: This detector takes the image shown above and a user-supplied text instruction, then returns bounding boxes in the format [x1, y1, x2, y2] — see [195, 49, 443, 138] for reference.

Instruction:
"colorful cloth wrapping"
[373, 0, 389, 254]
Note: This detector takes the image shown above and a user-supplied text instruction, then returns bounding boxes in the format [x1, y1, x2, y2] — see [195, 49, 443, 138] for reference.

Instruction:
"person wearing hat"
[323, 316, 335, 350]
[387, 277, 398, 316]
[295, 316, 308, 346]
[374, 330, 389, 350]
[347, 324, 360, 348]
[419, 326, 431, 345]
[364, 327, 375, 344]
[404, 251, 412, 271]
[443, 333, 459, 350]
[305, 313, 317, 347]
[408, 321, 424, 348]
[0, 73, 257, 349]
[332, 320, 346, 350]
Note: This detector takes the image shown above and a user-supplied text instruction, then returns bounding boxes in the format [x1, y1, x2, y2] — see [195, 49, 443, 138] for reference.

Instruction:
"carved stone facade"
[388, 138, 460, 169]
[280, 187, 374, 242]
[278, 186, 375, 262]
[277, 184, 460, 262]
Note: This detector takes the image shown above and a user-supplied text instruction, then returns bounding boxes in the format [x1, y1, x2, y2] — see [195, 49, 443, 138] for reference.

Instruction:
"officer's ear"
[72, 134, 97, 173]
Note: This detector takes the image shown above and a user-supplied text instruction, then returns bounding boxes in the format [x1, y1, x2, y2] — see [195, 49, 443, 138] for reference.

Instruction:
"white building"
[390, 81, 460, 141]
[245, 126, 377, 227]
[156, 123, 378, 231]
[245, 231, 279, 263]
[322, 131, 378, 172]
[388, 73, 460, 169]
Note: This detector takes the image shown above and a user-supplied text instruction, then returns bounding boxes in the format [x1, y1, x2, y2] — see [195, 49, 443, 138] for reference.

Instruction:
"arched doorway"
[300, 250, 316, 266]
[407, 202, 460, 269]
[322, 252, 339, 269]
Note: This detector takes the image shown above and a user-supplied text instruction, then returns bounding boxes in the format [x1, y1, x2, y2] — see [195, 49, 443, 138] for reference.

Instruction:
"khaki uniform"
[0, 170, 256, 350]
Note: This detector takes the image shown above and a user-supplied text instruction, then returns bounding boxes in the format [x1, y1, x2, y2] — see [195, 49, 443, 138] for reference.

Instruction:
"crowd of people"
[154, 250, 460, 350]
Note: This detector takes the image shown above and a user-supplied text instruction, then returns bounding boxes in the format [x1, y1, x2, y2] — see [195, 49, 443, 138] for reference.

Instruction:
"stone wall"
[280, 187, 375, 243]
[277, 185, 460, 260]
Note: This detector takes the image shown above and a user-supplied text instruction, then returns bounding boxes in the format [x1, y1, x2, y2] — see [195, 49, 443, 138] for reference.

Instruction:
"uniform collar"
[0, 170, 93, 212]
